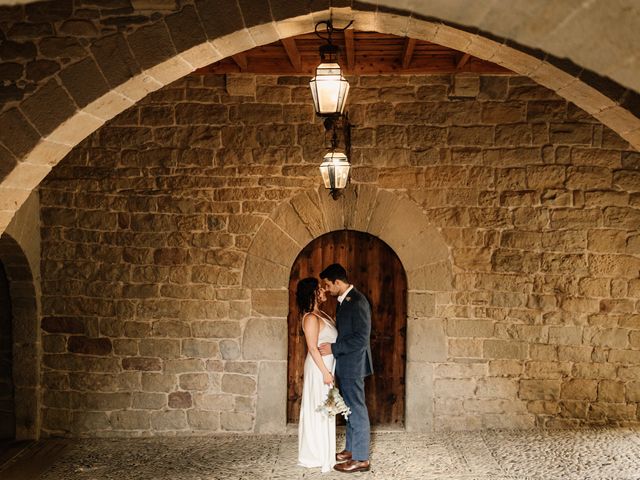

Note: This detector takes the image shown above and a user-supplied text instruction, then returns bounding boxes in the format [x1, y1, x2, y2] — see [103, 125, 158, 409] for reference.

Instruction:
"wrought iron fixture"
[319, 114, 352, 200]
[309, 19, 353, 117]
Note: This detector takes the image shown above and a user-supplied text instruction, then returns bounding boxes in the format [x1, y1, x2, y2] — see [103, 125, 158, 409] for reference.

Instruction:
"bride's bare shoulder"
[319, 310, 336, 325]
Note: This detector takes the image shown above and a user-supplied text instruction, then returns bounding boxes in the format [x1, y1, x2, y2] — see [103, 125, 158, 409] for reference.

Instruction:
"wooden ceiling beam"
[456, 53, 471, 70]
[401, 37, 417, 69]
[231, 53, 247, 71]
[344, 28, 355, 72]
[281, 37, 302, 72]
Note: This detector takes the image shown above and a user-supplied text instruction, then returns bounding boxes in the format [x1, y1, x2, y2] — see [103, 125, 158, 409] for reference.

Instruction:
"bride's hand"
[323, 371, 334, 386]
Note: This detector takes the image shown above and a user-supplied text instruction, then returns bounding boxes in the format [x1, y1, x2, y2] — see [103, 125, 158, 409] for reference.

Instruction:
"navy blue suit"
[332, 287, 373, 461]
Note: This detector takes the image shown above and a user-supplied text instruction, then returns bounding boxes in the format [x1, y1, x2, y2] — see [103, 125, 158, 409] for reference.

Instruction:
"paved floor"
[4, 429, 640, 479]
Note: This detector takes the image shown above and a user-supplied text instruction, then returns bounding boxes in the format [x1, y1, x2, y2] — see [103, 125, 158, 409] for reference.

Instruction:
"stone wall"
[38, 72, 640, 436]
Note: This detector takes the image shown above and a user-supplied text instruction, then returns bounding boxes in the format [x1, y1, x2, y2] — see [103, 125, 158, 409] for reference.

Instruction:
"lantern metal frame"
[309, 19, 353, 118]
[320, 114, 352, 200]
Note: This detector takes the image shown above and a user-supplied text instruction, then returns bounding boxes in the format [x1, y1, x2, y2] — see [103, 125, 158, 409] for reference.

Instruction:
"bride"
[296, 277, 338, 473]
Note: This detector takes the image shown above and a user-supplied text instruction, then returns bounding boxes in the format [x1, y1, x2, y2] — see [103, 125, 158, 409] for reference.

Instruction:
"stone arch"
[1, 3, 640, 234]
[242, 185, 453, 432]
[0, 232, 40, 440]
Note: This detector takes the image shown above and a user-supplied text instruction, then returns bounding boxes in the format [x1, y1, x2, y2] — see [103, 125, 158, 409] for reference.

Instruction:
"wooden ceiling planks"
[196, 31, 511, 75]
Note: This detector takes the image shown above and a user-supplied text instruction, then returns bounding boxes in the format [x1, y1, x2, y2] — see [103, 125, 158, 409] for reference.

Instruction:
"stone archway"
[1, 3, 640, 234]
[242, 185, 453, 432]
[0, 232, 40, 440]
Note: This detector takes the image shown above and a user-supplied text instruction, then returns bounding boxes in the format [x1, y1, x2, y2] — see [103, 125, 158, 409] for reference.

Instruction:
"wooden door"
[287, 230, 407, 426]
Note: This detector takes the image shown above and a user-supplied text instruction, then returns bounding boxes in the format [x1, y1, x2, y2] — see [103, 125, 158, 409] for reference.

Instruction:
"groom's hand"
[318, 343, 333, 356]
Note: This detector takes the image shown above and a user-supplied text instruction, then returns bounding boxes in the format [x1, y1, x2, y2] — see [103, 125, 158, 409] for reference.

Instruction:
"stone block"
[191, 321, 240, 338]
[561, 379, 597, 401]
[524, 361, 571, 379]
[141, 373, 176, 393]
[407, 292, 435, 317]
[0, 108, 41, 158]
[476, 377, 518, 399]
[122, 357, 162, 372]
[127, 22, 177, 70]
[483, 340, 527, 359]
[195, 393, 234, 411]
[72, 411, 110, 433]
[434, 378, 475, 398]
[405, 362, 433, 432]
[220, 340, 240, 360]
[270, 202, 312, 248]
[406, 262, 453, 291]
[249, 219, 299, 268]
[242, 318, 287, 361]
[598, 380, 625, 403]
[367, 190, 398, 238]
[150, 410, 187, 430]
[435, 363, 486, 379]
[242, 254, 289, 289]
[82, 392, 132, 411]
[518, 379, 561, 400]
[557, 346, 593, 362]
[584, 328, 629, 349]
[168, 391, 192, 408]
[132, 392, 167, 410]
[451, 75, 479, 98]
[407, 318, 447, 362]
[181, 339, 219, 358]
[548, 326, 583, 346]
[187, 410, 220, 430]
[251, 289, 288, 317]
[139, 339, 181, 359]
[110, 410, 150, 430]
[221, 374, 256, 395]
[59, 57, 110, 108]
[447, 319, 494, 338]
[21, 78, 77, 137]
[220, 411, 253, 431]
[255, 361, 286, 433]
[448, 126, 493, 146]
[179, 373, 209, 391]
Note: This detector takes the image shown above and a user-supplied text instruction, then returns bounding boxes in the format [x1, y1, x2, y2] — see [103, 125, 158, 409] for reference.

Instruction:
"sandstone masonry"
[37, 72, 640, 436]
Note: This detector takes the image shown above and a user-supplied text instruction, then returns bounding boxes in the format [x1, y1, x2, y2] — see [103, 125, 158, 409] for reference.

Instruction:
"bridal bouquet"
[316, 387, 351, 421]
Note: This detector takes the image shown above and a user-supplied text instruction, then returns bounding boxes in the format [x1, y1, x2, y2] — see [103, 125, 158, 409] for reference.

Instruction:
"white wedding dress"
[298, 311, 338, 473]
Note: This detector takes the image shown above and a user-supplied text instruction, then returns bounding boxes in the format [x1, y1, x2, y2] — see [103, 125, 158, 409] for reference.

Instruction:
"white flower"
[316, 387, 352, 421]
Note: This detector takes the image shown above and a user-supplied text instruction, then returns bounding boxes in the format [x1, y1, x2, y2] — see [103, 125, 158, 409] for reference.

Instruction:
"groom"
[318, 263, 373, 473]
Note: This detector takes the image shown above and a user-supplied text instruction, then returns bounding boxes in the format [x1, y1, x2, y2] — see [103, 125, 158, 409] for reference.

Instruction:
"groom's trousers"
[340, 376, 370, 461]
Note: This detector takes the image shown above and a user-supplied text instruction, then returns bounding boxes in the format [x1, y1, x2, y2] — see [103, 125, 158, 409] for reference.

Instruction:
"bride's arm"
[303, 314, 334, 385]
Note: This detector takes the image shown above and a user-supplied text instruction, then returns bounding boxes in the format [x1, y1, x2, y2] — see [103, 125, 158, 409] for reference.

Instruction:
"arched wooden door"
[287, 230, 407, 426]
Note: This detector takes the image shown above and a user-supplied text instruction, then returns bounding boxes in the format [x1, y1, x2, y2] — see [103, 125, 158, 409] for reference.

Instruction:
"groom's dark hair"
[320, 263, 348, 283]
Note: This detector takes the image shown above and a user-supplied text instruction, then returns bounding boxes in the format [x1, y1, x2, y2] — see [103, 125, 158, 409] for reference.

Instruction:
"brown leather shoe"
[336, 450, 352, 462]
[334, 459, 370, 473]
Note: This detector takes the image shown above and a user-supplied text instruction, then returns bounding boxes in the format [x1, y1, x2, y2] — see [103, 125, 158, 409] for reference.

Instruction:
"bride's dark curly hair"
[296, 277, 318, 314]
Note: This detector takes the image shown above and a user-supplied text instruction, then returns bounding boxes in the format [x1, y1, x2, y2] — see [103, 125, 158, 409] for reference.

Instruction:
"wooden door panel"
[287, 230, 407, 426]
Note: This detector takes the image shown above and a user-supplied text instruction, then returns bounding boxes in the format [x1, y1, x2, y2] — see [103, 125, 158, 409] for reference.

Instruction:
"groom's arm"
[331, 300, 371, 358]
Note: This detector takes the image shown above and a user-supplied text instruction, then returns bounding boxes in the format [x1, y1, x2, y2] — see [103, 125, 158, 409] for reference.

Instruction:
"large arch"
[241, 185, 453, 432]
[1, 3, 640, 235]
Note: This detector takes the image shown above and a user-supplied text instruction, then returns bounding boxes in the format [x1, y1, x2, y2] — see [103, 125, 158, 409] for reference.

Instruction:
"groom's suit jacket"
[332, 287, 374, 379]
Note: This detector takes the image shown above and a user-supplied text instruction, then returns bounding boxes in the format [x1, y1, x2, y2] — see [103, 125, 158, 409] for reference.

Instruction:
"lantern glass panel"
[309, 63, 350, 116]
[319, 151, 350, 190]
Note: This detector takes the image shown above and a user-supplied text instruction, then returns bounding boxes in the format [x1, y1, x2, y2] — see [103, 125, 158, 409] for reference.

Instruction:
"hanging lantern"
[309, 54, 350, 116]
[309, 22, 351, 117]
[319, 150, 351, 198]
